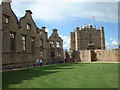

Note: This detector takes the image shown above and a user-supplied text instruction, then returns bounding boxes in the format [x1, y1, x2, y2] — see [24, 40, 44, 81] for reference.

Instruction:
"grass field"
[2, 63, 118, 88]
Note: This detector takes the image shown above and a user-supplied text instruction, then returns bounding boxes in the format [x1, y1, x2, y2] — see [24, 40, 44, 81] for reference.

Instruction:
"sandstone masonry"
[1, 2, 64, 70]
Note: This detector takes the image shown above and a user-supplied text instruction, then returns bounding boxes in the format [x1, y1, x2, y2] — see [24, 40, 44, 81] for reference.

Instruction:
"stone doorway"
[91, 50, 97, 61]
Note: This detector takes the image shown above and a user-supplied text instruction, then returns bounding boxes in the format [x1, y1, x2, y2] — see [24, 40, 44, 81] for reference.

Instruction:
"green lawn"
[2, 63, 118, 88]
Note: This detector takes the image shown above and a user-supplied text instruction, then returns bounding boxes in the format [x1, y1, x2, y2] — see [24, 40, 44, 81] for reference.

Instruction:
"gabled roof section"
[1, 1, 19, 25]
[19, 10, 37, 28]
[49, 29, 63, 41]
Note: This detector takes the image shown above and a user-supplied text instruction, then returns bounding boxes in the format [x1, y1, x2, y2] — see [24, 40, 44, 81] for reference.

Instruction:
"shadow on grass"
[2, 62, 88, 88]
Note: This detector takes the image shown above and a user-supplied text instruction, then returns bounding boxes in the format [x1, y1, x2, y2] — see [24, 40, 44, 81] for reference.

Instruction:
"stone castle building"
[0, 1, 120, 70]
[66, 25, 119, 62]
[1, 1, 64, 70]
[70, 25, 105, 51]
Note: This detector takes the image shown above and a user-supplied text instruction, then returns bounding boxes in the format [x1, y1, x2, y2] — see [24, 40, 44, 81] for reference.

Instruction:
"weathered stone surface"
[70, 25, 105, 51]
[65, 49, 120, 62]
[1, 2, 64, 69]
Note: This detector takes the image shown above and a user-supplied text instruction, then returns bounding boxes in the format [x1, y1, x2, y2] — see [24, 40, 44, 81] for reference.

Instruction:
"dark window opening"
[51, 51, 55, 58]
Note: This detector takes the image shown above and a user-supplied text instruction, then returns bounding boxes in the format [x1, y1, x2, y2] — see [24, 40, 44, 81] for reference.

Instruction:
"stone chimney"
[53, 29, 58, 32]
[41, 26, 46, 30]
[26, 10, 33, 14]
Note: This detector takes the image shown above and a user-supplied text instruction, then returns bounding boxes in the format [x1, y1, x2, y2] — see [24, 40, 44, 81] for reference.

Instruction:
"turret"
[100, 26, 105, 49]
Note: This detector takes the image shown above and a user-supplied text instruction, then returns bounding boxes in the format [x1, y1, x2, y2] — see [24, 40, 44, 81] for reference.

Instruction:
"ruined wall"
[66, 50, 91, 62]
[79, 50, 91, 62]
[66, 49, 119, 63]
[1, 2, 64, 70]
[94, 49, 119, 62]
[48, 29, 64, 63]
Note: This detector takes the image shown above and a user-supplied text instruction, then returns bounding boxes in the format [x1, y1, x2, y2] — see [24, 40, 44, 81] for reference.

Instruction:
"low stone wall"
[94, 49, 119, 62]
[66, 49, 120, 62]
[79, 50, 91, 62]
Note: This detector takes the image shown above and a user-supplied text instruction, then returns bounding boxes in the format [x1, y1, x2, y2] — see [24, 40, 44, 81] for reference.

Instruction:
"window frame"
[27, 23, 31, 31]
[22, 35, 26, 52]
[10, 32, 16, 52]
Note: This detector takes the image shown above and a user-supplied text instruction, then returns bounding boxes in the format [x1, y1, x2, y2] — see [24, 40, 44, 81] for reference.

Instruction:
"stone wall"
[94, 49, 119, 62]
[1, 2, 64, 70]
[70, 25, 105, 51]
[66, 49, 120, 62]
[79, 50, 91, 62]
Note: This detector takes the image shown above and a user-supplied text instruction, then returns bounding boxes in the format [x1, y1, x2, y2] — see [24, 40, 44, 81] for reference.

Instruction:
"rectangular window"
[31, 37, 35, 53]
[22, 35, 26, 51]
[3, 14, 9, 24]
[56, 42, 60, 48]
[10, 32, 16, 52]
[27, 24, 31, 30]
[57, 52, 61, 57]
[40, 39, 43, 46]
[51, 51, 54, 58]
[5, 17, 9, 23]
[40, 31, 42, 35]
[50, 41, 54, 48]
[40, 51, 44, 59]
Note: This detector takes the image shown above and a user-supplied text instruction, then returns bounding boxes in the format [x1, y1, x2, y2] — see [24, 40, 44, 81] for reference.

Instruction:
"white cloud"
[109, 38, 113, 41]
[112, 40, 118, 45]
[60, 35, 70, 50]
[10, 1, 118, 22]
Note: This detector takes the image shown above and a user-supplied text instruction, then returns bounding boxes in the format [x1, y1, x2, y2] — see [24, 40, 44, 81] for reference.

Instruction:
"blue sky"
[2, 0, 119, 50]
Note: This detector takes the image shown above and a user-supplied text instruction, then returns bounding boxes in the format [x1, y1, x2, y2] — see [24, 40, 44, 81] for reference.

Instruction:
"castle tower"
[70, 24, 105, 50]
[100, 27, 105, 49]
[75, 26, 80, 51]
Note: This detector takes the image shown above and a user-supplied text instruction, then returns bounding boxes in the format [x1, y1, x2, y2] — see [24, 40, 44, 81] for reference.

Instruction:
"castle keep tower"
[70, 24, 105, 51]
